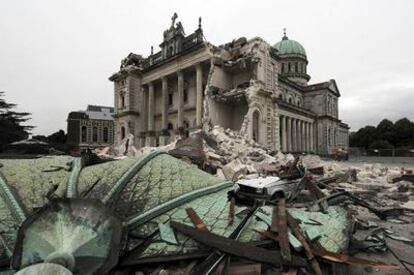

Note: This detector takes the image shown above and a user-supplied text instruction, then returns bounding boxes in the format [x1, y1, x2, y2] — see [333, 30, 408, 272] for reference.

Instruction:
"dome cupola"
[273, 31, 306, 57]
[272, 29, 310, 85]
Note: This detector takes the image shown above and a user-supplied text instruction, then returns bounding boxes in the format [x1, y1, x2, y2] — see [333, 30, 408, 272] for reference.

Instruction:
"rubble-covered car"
[231, 175, 305, 204]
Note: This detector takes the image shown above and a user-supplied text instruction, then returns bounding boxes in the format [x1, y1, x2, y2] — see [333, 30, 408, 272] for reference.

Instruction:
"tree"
[394, 118, 414, 147]
[376, 119, 395, 144]
[47, 129, 66, 144]
[351, 118, 414, 149]
[0, 91, 33, 150]
[369, 139, 394, 150]
[349, 125, 377, 148]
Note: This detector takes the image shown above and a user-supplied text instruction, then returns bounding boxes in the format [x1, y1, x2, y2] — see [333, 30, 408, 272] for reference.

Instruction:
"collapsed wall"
[202, 37, 280, 151]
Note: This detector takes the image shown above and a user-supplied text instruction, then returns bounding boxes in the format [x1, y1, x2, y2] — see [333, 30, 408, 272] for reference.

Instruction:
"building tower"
[273, 29, 310, 86]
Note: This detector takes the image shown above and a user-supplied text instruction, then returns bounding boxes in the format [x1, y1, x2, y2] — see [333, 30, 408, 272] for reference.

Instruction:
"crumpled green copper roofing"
[0, 153, 351, 273]
[134, 190, 350, 261]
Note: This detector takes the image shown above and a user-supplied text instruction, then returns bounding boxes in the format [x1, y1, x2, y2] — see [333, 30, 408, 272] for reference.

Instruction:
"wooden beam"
[170, 221, 307, 267]
[286, 212, 322, 275]
[186, 208, 209, 231]
[273, 198, 291, 264]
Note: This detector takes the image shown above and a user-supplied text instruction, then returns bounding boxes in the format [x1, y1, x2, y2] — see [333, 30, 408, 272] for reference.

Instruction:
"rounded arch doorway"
[252, 110, 260, 143]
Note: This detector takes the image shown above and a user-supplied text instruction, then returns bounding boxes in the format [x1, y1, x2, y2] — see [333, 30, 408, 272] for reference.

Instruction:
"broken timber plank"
[312, 243, 400, 271]
[255, 229, 279, 242]
[305, 179, 326, 199]
[286, 212, 322, 275]
[189, 207, 257, 275]
[170, 221, 308, 267]
[228, 197, 235, 225]
[273, 198, 291, 264]
[186, 208, 209, 231]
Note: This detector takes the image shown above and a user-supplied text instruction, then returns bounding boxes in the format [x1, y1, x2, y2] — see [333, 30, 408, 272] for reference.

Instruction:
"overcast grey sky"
[1, 0, 413, 135]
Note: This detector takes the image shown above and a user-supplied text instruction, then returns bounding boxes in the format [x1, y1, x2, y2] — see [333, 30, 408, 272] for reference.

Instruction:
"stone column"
[286, 117, 291, 152]
[307, 122, 311, 153]
[281, 116, 287, 152]
[301, 121, 305, 153]
[292, 118, 297, 152]
[310, 122, 314, 152]
[146, 82, 156, 147]
[297, 120, 301, 152]
[304, 122, 308, 153]
[159, 77, 170, 145]
[177, 70, 184, 130]
[139, 86, 147, 148]
[298, 120, 302, 152]
[196, 64, 203, 127]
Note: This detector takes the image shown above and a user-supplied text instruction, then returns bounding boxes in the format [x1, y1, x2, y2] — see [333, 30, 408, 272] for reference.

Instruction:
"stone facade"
[66, 105, 115, 152]
[109, 14, 349, 155]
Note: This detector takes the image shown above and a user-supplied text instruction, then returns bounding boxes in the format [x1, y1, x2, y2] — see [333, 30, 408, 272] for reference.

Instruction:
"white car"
[234, 176, 304, 202]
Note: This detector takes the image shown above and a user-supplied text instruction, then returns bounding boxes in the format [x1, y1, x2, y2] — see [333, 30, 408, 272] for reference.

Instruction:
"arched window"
[252, 110, 260, 142]
[168, 92, 173, 106]
[167, 123, 174, 130]
[103, 127, 109, 143]
[81, 126, 87, 143]
[184, 89, 188, 103]
[92, 127, 98, 142]
[121, 126, 126, 140]
[282, 63, 285, 73]
[328, 128, 331, 147]
[288, 97, 293, 104]
[288, 63, 291, 72]
[120, 94, 125, 108]
[278, 93, 283, 100]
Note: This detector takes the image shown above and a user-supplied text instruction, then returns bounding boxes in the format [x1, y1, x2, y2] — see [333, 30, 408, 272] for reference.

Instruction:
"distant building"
[66, 105, 114, 152]
[109, 14, 349, 155]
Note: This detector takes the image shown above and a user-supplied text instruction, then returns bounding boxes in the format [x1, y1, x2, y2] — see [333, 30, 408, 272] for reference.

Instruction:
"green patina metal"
[12, 199, 123, 275]
[102, 150, 165, 204]
[0, 173, 26, 225]
[66, 158, 83, 198]
[0, 153, 353, 273]
[77, 157, 137, 199]
[254, 209, 303, 251]
[0, 156, 73, 211]
[158, 222, 178, 245]
[273, 35, 307, 57]
[125, 181, 233, 229]
[111, 153, 224, 220]
[0, 189, 21, 259]
[135, 199, 350, 259]
[288, 206, 351, 253]
[255, 206, 350, 253]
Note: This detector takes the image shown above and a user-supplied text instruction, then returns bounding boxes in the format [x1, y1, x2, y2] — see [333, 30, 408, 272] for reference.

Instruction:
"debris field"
[0, 127, 414, 274]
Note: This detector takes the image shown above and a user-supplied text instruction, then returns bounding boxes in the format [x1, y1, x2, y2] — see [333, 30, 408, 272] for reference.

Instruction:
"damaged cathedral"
[109, 14, 349, 155]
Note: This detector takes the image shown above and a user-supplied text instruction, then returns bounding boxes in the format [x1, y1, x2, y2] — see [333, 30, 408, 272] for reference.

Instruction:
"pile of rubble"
[9, 125, 413, 274]
[202, 126, 296, 180]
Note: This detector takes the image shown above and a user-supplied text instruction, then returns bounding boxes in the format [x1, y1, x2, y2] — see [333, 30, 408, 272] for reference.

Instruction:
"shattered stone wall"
[204, 38, 281, 151]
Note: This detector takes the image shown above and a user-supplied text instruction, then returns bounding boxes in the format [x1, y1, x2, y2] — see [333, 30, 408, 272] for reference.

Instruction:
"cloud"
[0, 0, 413, 135]
[341, 85, 414, 131]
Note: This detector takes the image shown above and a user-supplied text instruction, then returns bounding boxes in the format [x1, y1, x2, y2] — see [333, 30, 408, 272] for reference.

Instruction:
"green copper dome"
[273, 32, 306, 57]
